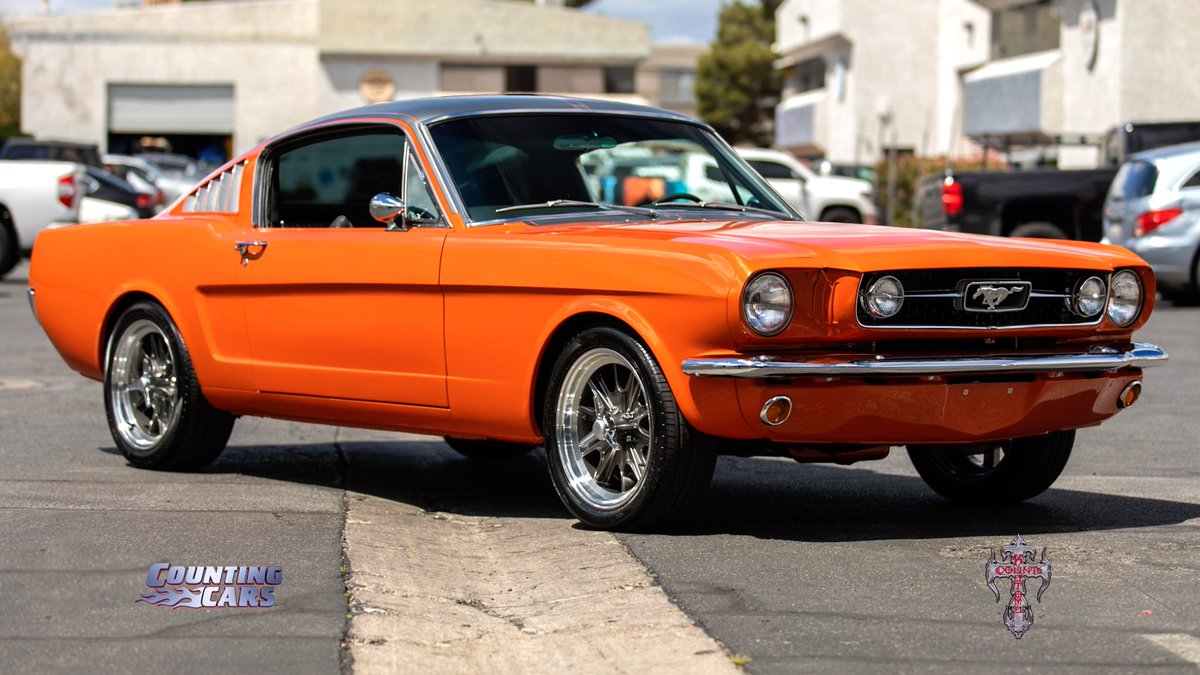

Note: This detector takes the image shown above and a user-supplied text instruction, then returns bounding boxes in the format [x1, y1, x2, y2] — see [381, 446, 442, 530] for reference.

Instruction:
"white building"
[9, 0, 650, 161]
[964, 0, 1200, 167]
[775, 0, 1200, 168]
[773, 0, 990, 163]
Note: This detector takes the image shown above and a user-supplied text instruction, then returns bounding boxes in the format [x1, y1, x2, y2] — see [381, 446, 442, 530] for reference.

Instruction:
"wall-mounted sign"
[359, 70, 397, 104]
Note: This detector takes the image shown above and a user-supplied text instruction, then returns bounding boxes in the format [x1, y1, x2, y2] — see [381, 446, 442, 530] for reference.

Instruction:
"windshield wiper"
[495, 199, 659, 219]
[658, 201, 791, 219]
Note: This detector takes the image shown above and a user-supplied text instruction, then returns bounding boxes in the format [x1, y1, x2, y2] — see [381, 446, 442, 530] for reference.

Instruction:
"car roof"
[1128, 140, 1200, 163]
[304, 94, 701, 128]
[734, 147, 795, 161]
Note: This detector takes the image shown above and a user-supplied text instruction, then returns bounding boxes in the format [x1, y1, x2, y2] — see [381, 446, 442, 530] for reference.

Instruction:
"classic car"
[29, 95, 1168, 530]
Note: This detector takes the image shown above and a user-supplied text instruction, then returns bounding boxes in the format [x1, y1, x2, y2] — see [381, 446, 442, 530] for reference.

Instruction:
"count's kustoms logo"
[985, 536, 1051, 639]
[137, 564, 283, 609]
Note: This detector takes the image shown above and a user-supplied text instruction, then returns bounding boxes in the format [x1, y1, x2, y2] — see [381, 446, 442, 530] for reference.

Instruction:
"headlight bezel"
[861, 275, 905, 319]
[1107, 269, 1143, 327]
[742, 271, 794, 337]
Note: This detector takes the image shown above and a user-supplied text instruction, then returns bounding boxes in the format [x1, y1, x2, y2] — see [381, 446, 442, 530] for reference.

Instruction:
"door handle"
[235, 240, 268, 266]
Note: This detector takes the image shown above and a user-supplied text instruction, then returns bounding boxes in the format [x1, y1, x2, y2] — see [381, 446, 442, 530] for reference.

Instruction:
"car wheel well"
[99, 292, 165, 371]
[819, 205, 861, 223]
[531, 312, 641, 436]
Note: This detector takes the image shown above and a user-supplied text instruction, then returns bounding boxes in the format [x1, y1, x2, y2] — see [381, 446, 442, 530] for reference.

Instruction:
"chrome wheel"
[555, 347, 652, 511]
[108, 319, 182, 453]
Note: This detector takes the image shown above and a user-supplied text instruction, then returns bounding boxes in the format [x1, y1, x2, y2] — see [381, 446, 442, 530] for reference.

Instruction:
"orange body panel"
[28, 113, 1160, 455]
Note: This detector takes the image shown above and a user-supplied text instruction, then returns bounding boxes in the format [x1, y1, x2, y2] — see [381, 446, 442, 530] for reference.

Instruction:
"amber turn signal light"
[1117, 381, 1142, 410]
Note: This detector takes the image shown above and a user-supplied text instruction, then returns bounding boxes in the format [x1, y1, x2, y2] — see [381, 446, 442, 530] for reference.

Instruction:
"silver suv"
[1102, 141, 1200, 302]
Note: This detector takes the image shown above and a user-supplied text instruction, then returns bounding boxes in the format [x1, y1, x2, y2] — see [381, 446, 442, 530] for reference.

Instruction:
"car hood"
[520, 218, 1146, 272]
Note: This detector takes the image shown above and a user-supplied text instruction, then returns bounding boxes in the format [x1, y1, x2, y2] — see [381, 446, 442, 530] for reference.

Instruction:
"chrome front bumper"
[682, 342, 1169, 378]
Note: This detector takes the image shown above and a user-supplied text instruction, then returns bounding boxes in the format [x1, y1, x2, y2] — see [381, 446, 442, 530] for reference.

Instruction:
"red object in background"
[942, 177, 963, 216]
[621, 176, 666, 206]
[136, 193, 153, 210]
[1134, 208, 1181, 237]
[57, 173, 77, 209]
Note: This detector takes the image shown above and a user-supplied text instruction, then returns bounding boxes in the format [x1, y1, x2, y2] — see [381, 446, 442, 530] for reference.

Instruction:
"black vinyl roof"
[306, 94, 699, 128]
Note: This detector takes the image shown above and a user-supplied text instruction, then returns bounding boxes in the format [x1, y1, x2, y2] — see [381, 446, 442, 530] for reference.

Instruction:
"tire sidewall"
[543, 326, 679, 529]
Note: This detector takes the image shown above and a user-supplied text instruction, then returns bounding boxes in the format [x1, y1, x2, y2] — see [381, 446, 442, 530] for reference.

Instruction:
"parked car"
[104, 154, 195, 204]
[1102, 141, 1200, 302]
[1100, 121, 1200, 167]
[0, 138, 102, 168]
[736, 147, 876, 223]
[79, 197, 138, 224]
[82, 167, 161, 218]
[29, 96, 1166, 530]
[0, 159, 83, 278]
[134, 153, 210, 180]
[916, 168, 1115, 241]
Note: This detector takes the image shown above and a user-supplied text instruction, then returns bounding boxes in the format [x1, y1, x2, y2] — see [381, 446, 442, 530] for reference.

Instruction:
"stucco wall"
[11, 0, 319, 153]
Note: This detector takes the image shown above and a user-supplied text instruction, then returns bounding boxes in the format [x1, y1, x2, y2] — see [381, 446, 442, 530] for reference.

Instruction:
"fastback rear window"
[1112, 160, 1158, 199]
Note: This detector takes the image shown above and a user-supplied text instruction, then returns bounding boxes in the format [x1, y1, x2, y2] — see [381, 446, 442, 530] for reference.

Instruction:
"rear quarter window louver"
[182, 161, 245, 214]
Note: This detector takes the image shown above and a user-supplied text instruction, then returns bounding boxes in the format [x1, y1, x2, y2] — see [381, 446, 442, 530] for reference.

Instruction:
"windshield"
[427, 113, 796, 222]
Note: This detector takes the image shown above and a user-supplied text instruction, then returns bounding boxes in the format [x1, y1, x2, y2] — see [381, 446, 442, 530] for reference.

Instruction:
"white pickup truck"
[0, 160, 83, 278]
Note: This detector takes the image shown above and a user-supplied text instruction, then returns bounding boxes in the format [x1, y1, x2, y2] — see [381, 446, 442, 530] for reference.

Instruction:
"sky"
[0, 0, 725, 45]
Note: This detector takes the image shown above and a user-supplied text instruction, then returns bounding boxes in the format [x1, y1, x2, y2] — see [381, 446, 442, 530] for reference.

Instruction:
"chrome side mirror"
[369, 192, 406, 229]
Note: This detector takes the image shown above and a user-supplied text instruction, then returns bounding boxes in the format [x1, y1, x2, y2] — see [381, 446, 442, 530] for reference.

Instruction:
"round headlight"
[863, 275, 905, 318]
[1072, 275, 1106, 318]
[743, 272, 793, 336]
[1107, 270, 1143, 327]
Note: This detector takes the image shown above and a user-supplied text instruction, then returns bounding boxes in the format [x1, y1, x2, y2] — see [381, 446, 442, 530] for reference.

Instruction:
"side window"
[272, 131, 408, 228]
[749, 160, 796, 180]
[1182, 169, 1200, 189]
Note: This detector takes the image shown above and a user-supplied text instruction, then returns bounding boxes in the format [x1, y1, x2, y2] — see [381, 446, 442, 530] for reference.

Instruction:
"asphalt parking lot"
[2, 258, 1198, 673]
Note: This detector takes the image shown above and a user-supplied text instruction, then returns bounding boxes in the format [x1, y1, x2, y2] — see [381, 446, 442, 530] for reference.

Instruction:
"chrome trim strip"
[681, 342, 1168, 378]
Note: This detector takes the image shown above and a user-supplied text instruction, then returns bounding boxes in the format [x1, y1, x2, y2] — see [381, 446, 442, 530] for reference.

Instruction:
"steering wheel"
[405, 205, 439, 223]
[644, 192, 703, 206]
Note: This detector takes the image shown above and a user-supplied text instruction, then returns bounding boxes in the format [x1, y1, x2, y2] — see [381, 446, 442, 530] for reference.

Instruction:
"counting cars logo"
[985, 536, 1051, 639]
[137, 564, 283, 609]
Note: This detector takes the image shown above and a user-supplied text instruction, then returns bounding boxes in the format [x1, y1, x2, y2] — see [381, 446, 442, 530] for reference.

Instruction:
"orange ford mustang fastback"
[29, 95, 1168, 530]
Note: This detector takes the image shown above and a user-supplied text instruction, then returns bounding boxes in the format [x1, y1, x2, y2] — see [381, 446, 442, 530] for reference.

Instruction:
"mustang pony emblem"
[972, 285, 1026, 310]
[985, 535, 1051, 639]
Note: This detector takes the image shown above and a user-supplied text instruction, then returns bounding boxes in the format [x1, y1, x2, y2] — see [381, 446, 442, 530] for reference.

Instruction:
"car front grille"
[857, 268, 1104, 328]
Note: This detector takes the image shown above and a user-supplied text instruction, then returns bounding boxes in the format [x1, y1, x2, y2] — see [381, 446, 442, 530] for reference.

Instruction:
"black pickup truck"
[916, 169, 1115, 241]
[916, 121, 1200, 241]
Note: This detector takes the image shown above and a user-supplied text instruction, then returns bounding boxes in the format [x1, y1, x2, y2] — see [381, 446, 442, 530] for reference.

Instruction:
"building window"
[604, 66, 636, 94]
[505, 65, 538, 93]
[990, 0, 1059, 60]
[658, 68, 695, 104]
[790, 57, 826, 94]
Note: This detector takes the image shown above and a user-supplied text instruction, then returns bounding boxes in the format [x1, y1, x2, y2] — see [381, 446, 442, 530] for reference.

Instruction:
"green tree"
[696, 0, 781, 146]
[0, 22, 20, 134]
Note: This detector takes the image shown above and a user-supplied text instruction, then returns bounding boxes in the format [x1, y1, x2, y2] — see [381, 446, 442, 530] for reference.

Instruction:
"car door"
[236, 124, 449, 408]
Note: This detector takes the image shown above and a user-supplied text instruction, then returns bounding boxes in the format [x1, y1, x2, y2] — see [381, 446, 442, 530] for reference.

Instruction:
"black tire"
[543, 326, 716, 530]
[0, 210, 19, 279]
[821, 206, 861, 223]
[443, 437, 536, 460]
[907, 430, 1074, 504]
[1009, 222, 1068, 239]
[103, 302, 235, 470]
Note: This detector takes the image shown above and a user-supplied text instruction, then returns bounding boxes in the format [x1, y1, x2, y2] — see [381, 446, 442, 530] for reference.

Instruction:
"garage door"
[108, 84, 234, 135]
